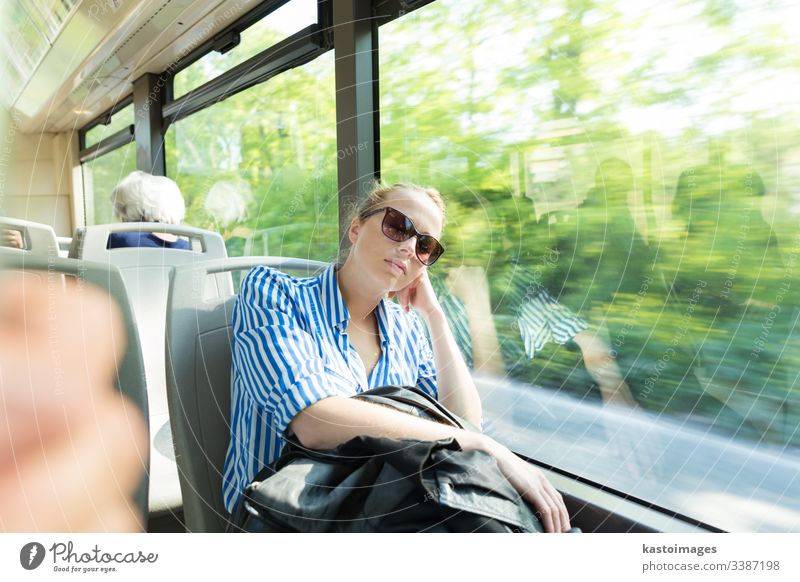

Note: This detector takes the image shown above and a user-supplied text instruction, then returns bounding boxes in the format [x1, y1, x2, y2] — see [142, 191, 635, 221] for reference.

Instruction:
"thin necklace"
[349, 312, 379, 336]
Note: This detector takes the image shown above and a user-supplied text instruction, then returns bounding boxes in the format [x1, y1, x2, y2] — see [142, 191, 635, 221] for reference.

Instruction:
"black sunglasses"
[360, 207, 445, 266]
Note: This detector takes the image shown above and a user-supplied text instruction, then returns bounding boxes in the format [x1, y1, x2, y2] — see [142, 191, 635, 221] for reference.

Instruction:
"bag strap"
[354, 385, 478, 431]
[281, 385, 479, 450]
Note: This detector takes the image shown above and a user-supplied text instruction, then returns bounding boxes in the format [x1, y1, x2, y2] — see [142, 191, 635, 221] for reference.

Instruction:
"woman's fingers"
[542, 479, 570, 532]
[536, 495, 557, 533]
[405, 285, 416, 312]
[552, 490, 569, 533]
[536, 477, 570, 532]
[498, 451, 571, 533]
[395, 279, 418, 312]
[535, 486, 564, 533]
[555, 489, 571, 532]
[521, 482, 557, 532]
[0, 276, 128, 467]
[393, 273, 439, 314]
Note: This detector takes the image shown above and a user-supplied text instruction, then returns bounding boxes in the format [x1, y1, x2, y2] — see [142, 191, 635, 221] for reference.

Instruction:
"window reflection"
[381, 0, 800, 531]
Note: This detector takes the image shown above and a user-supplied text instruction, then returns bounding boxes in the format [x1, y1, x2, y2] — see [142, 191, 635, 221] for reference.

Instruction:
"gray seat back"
[165, 257, 326, 532]
[0, 254, 150, 527]
[69, 222, 226, 259]
[0, 217, 59, 256]
[68, 222, 231, 515]
[56, 236, 72, 258]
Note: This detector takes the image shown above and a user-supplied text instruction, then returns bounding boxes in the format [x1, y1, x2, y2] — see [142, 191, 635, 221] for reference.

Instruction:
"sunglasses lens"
[417, 236, 443, 265]
[417, 235, 433, 258]
[382, 209, 414, 242]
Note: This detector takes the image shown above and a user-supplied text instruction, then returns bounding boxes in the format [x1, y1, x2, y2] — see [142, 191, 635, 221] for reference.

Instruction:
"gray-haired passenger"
[108, 171, 190, 250]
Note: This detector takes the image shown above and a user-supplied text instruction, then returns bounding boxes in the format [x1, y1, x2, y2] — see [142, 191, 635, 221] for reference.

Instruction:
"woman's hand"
[388, 270, 442, 321]
[494, 445, 571, 533]
[463, 433, 570, 533]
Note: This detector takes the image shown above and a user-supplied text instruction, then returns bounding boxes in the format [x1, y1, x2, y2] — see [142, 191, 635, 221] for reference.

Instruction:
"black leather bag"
[229, 386, 544, 533]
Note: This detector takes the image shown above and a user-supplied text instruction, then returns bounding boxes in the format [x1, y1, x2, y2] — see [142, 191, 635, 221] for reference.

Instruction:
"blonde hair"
[353, 181, 446, 227]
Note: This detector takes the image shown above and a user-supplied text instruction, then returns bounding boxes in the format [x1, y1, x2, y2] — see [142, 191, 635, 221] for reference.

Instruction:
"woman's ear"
[348, 218, 360, 245]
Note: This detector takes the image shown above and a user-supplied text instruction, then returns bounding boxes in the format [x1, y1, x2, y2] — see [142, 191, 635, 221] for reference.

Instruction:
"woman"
[107, 171, 190, 250]
[222, 182, 571, 532]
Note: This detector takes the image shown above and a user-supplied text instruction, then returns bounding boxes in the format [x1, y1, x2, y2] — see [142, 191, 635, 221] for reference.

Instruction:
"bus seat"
[165, 257, 326, 532]
[68, 222, 232, 517]
[0, 217, 59, 257]
[0, 254, 150, 528]
[56, 236, 72, 258]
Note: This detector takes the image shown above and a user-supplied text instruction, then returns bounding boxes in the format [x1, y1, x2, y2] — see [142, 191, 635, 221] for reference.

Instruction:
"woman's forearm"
[288, 395, 486, 452]
[423, 309, 483, 426]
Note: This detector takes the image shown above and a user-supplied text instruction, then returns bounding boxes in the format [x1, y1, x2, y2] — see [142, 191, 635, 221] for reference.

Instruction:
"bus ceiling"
[5, 0, 258, 134]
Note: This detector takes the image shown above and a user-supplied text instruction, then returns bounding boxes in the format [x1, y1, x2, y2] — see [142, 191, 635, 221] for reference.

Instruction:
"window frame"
[77, 94, 134, 162]
[162, 1, 333, 126]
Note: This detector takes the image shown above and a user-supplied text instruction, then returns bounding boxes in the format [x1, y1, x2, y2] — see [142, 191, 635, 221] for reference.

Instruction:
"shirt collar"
[374, 296, 394, 347]
[320, 263, 395, 346]
[320, 264, 349, 329]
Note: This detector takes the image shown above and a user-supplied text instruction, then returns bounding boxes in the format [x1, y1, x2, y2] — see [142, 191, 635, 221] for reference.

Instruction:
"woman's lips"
[385, 259, 406, 275]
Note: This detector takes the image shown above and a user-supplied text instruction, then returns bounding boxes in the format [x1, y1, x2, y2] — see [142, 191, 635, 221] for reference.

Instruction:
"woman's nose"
[396, 235, 416, 256]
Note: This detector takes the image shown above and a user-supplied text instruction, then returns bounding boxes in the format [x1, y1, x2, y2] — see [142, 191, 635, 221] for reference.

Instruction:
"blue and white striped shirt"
[516, 286, 587, 359]
[492, 264, 587, 362]
[222, 264, 439, 513]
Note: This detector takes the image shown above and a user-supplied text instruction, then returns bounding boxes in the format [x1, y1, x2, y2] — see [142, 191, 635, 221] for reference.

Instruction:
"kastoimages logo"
[20, 542, 46, 570]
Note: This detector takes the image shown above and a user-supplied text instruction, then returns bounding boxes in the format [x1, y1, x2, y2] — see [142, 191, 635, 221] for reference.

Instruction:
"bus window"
[82, 141, 136, 225]
[83, 102, 134, 150]
[380, 0, 800, 532]
[165, 51, 338, 261]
